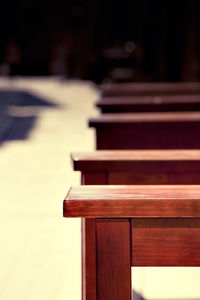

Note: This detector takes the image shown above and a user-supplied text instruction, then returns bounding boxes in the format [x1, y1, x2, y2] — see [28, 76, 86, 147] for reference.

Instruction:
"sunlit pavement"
[0, 77, 200, 300]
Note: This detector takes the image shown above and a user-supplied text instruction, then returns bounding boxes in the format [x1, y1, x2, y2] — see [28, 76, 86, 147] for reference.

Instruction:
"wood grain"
[96, 219, 131, 300]
[63, 185, 200, 218]
[131, 218, 200, 266]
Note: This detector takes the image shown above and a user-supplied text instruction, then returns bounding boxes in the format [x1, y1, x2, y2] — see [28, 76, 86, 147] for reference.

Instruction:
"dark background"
[0, 0, 200, 82]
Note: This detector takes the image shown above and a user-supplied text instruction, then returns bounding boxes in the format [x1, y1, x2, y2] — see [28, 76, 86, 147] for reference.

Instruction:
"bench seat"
[72, 150, 200, 184]
[64, 185, 200, 300]
[101, 82, 200, 97]
[97, 95, 200, 113]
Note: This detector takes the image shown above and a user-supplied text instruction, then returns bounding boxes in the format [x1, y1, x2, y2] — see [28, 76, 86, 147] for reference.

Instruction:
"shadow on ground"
[132, 290, 199, 300]
[0, 89, 58, 145]
[133, 289, 146, 300]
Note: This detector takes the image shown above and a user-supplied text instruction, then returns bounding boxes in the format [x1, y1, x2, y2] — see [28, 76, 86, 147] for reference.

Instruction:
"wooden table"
[64, 185, 200, 300]
[97, 95, 200, 113]
[101, 82, 200, 97]
[89, 112, 200, 149]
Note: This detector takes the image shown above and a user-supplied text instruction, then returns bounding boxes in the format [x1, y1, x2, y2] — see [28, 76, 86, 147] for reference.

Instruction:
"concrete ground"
[0, 77, 200, 300]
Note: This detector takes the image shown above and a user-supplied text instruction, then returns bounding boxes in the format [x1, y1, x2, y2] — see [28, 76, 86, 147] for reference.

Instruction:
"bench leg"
[82, 218, 96, 300]
[96, 219, 132, 300]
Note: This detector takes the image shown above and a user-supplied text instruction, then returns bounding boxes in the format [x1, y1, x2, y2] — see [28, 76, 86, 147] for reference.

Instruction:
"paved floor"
[0, 78, 98, 300]
[0, 78, 200, 300]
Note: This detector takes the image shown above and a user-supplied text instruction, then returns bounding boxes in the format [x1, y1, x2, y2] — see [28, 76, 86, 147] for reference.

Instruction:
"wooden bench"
[89, 111, 200, 149]
[71, 149, 200, 300]
[97, 95, 200, 113]
[64, 185, 200, 300]
[101, 82, 200, 97]
[72, 150, 200, 185]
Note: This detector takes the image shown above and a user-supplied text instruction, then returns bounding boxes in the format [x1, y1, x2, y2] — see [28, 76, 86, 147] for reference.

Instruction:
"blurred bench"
[72, 150, 200, 185]
[64, 185, 200, 300]
[66, 83, 200, 300]
[97, 95, 200, 113]
[101, 82, 200, 97]
[89, 112, 200, 149]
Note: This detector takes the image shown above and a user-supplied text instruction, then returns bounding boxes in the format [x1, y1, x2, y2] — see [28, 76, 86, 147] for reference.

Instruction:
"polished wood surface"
[64, 185, 200, 218]
[101, 82, 200, 97]
[97, 95, 200, 113]
[64, 185, 200, 268]
[89, 112, 200, 149]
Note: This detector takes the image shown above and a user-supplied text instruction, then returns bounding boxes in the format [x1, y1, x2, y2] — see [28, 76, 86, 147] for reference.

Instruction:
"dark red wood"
[72, 150, 200, 184]
[101, 82, 200, 97]
[89, 112, 200, 149]
[81, 172, 108, 185]
[63, 185, 200, 218]
[64, 185, 200, 268]
[97, 95, 200, 113]
[81, 171, 107, 300]
[132, 218, 200, 266]
[96, 219, 131, 300]
[81, 218, 96, 300]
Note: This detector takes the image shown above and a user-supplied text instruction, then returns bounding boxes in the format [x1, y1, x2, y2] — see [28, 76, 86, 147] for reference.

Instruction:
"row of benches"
[63, 82, 200, 300]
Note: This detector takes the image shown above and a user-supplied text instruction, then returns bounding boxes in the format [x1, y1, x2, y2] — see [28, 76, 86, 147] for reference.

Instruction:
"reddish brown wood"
[63, 185, 200, 218]
[82, 218, 96, 300]
[97, 95, 200, 113]
[90, 111, 200, 123]
[89, 112, 200, 149]
[63, 185, 200, 298]
[81, 171, 107, 300]
[101, 82, 200, 97]
[96, 219, 131, 300]
[81, 172, 108, 185]
[131, 218, 200, 266]
[73, 150, 200, 170]
[72, 150, 200, 184]
[108, 171, 200, 184]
